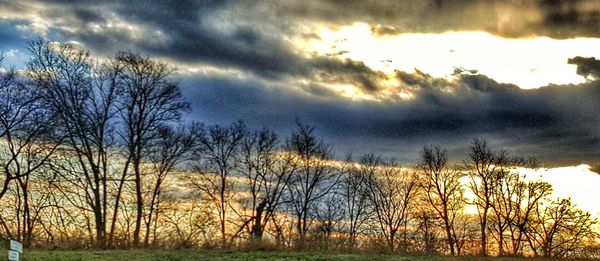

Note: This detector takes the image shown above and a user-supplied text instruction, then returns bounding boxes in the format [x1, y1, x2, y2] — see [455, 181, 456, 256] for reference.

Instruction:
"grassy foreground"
[6, 249, 580, 261]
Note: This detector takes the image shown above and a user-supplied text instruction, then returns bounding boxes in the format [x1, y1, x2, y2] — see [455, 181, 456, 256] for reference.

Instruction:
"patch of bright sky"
[461, 165, 600, 219]
[0, 49, 30, 69]
[302, 22, 600, 89]
[517, 164, 600, 219]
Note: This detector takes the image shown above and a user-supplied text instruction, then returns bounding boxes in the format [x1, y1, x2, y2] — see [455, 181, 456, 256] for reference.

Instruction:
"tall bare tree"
[340, 155, 371, 249]
[187, 121, 246, 247]
[0, 54, 62, 246]
[114, 51, 189, 246]
[240, 129, 298, 242]
[26, 41, 120, 247]
[143, 124, 195, 246]
[526, 198, 598, 257]
[489, 171, 551, 255]
[285, 121, 339, 245]
[362, 154, 417, 252]
[419, 145, 464, 256]
[463, 138, 506, 256]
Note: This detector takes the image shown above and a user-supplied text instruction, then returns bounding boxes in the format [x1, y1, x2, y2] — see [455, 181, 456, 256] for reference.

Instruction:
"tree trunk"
[498, 226, 504, 256]
[220, 174, 227, 248]
[480, 211, 487, 256]
[251, 201, 266, 241]
[133, 163, 143, 247]
[108, 158, 131, 247]
[443, 215, 455, 255]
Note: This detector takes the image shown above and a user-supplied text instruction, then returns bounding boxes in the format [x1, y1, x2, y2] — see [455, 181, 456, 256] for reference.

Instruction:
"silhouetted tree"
[0, 54, 62, 246]
[115, 51, 189, 247]
[526, 198, 598, 257]
[362, 154, 417, 252]
[285, 121, 339, 246]
[187, 121, 246, 247]
[464, 138, 505, 256]
[240, 129, 298, 243]
[312, 190, 345, 250]
[143, 124, 195, 246]
[27, 40, 120, 247]
[418, 145, 464, 256]
[340, 155, 371, 249]
[489, 168, 551, 255]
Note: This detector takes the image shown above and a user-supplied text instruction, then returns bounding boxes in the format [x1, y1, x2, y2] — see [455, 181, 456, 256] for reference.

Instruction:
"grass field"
[5, 249, 584, 261]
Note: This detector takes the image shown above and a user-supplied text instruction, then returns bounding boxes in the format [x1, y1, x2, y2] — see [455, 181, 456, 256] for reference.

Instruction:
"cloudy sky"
[1, 0, 600, 168]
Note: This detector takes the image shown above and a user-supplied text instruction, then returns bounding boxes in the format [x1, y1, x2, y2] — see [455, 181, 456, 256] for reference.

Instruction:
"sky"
[0, 1, 599, 169]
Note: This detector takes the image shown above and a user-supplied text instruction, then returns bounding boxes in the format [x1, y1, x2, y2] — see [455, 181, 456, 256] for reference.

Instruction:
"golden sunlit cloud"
[299, 22, 600, 89]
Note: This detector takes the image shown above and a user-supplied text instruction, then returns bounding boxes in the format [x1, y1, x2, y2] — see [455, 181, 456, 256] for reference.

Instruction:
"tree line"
[0, 40, 598, 258]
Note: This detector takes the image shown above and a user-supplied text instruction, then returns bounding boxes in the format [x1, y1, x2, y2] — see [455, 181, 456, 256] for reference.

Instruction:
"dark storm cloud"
[569, 57, 600, 79]
[179, 61, 600, 165]
[269, 0, 600, 38]
[3, 0, 597, 93]
[2, 0, 600, 165]
[4, 0, 386, 92]
[537, 0, 600, 38]
[308, 58, 386, 92]
[2, 0, 598, 95]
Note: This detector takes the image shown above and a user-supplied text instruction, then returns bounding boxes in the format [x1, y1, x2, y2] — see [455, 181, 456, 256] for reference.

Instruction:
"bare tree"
[285, 121, 339, 246]
[340, 155, 371, 249]
[187, 121, 246, 247]
[311, 191, 345, 250]
[11, 165, 61, 247]
[240, 129, 298, 243]
[526, 198, 598, 257]
[418, 145, 464, 255]
[413, 205, 439, 255]
[0, 54, 59, 205]
[362, 154, 417, 252]
[26, 41, 120, 247]
[142, 124, 194, 246]
[488, 169, 551, 255]
[0, 61, 61, 245]
[160, 199, 215, 248]
[463, 138, 506, 256]
[114, 51, 189, 247]
[0, 68, 62, 247]
[465, 138, 547, 256]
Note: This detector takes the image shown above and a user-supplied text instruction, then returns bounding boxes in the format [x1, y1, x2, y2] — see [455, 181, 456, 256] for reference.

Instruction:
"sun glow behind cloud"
[300, 22, 600, 89]
[460, 165, 600, 219]
[517, 165, 600, 219]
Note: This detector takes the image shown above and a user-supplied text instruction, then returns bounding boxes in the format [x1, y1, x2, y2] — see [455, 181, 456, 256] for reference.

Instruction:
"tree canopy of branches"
[26, 41, 120, 247]
[362, 154, 418, 252]
[285, 121, 340, 246]
[418, 145, 464, 256]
